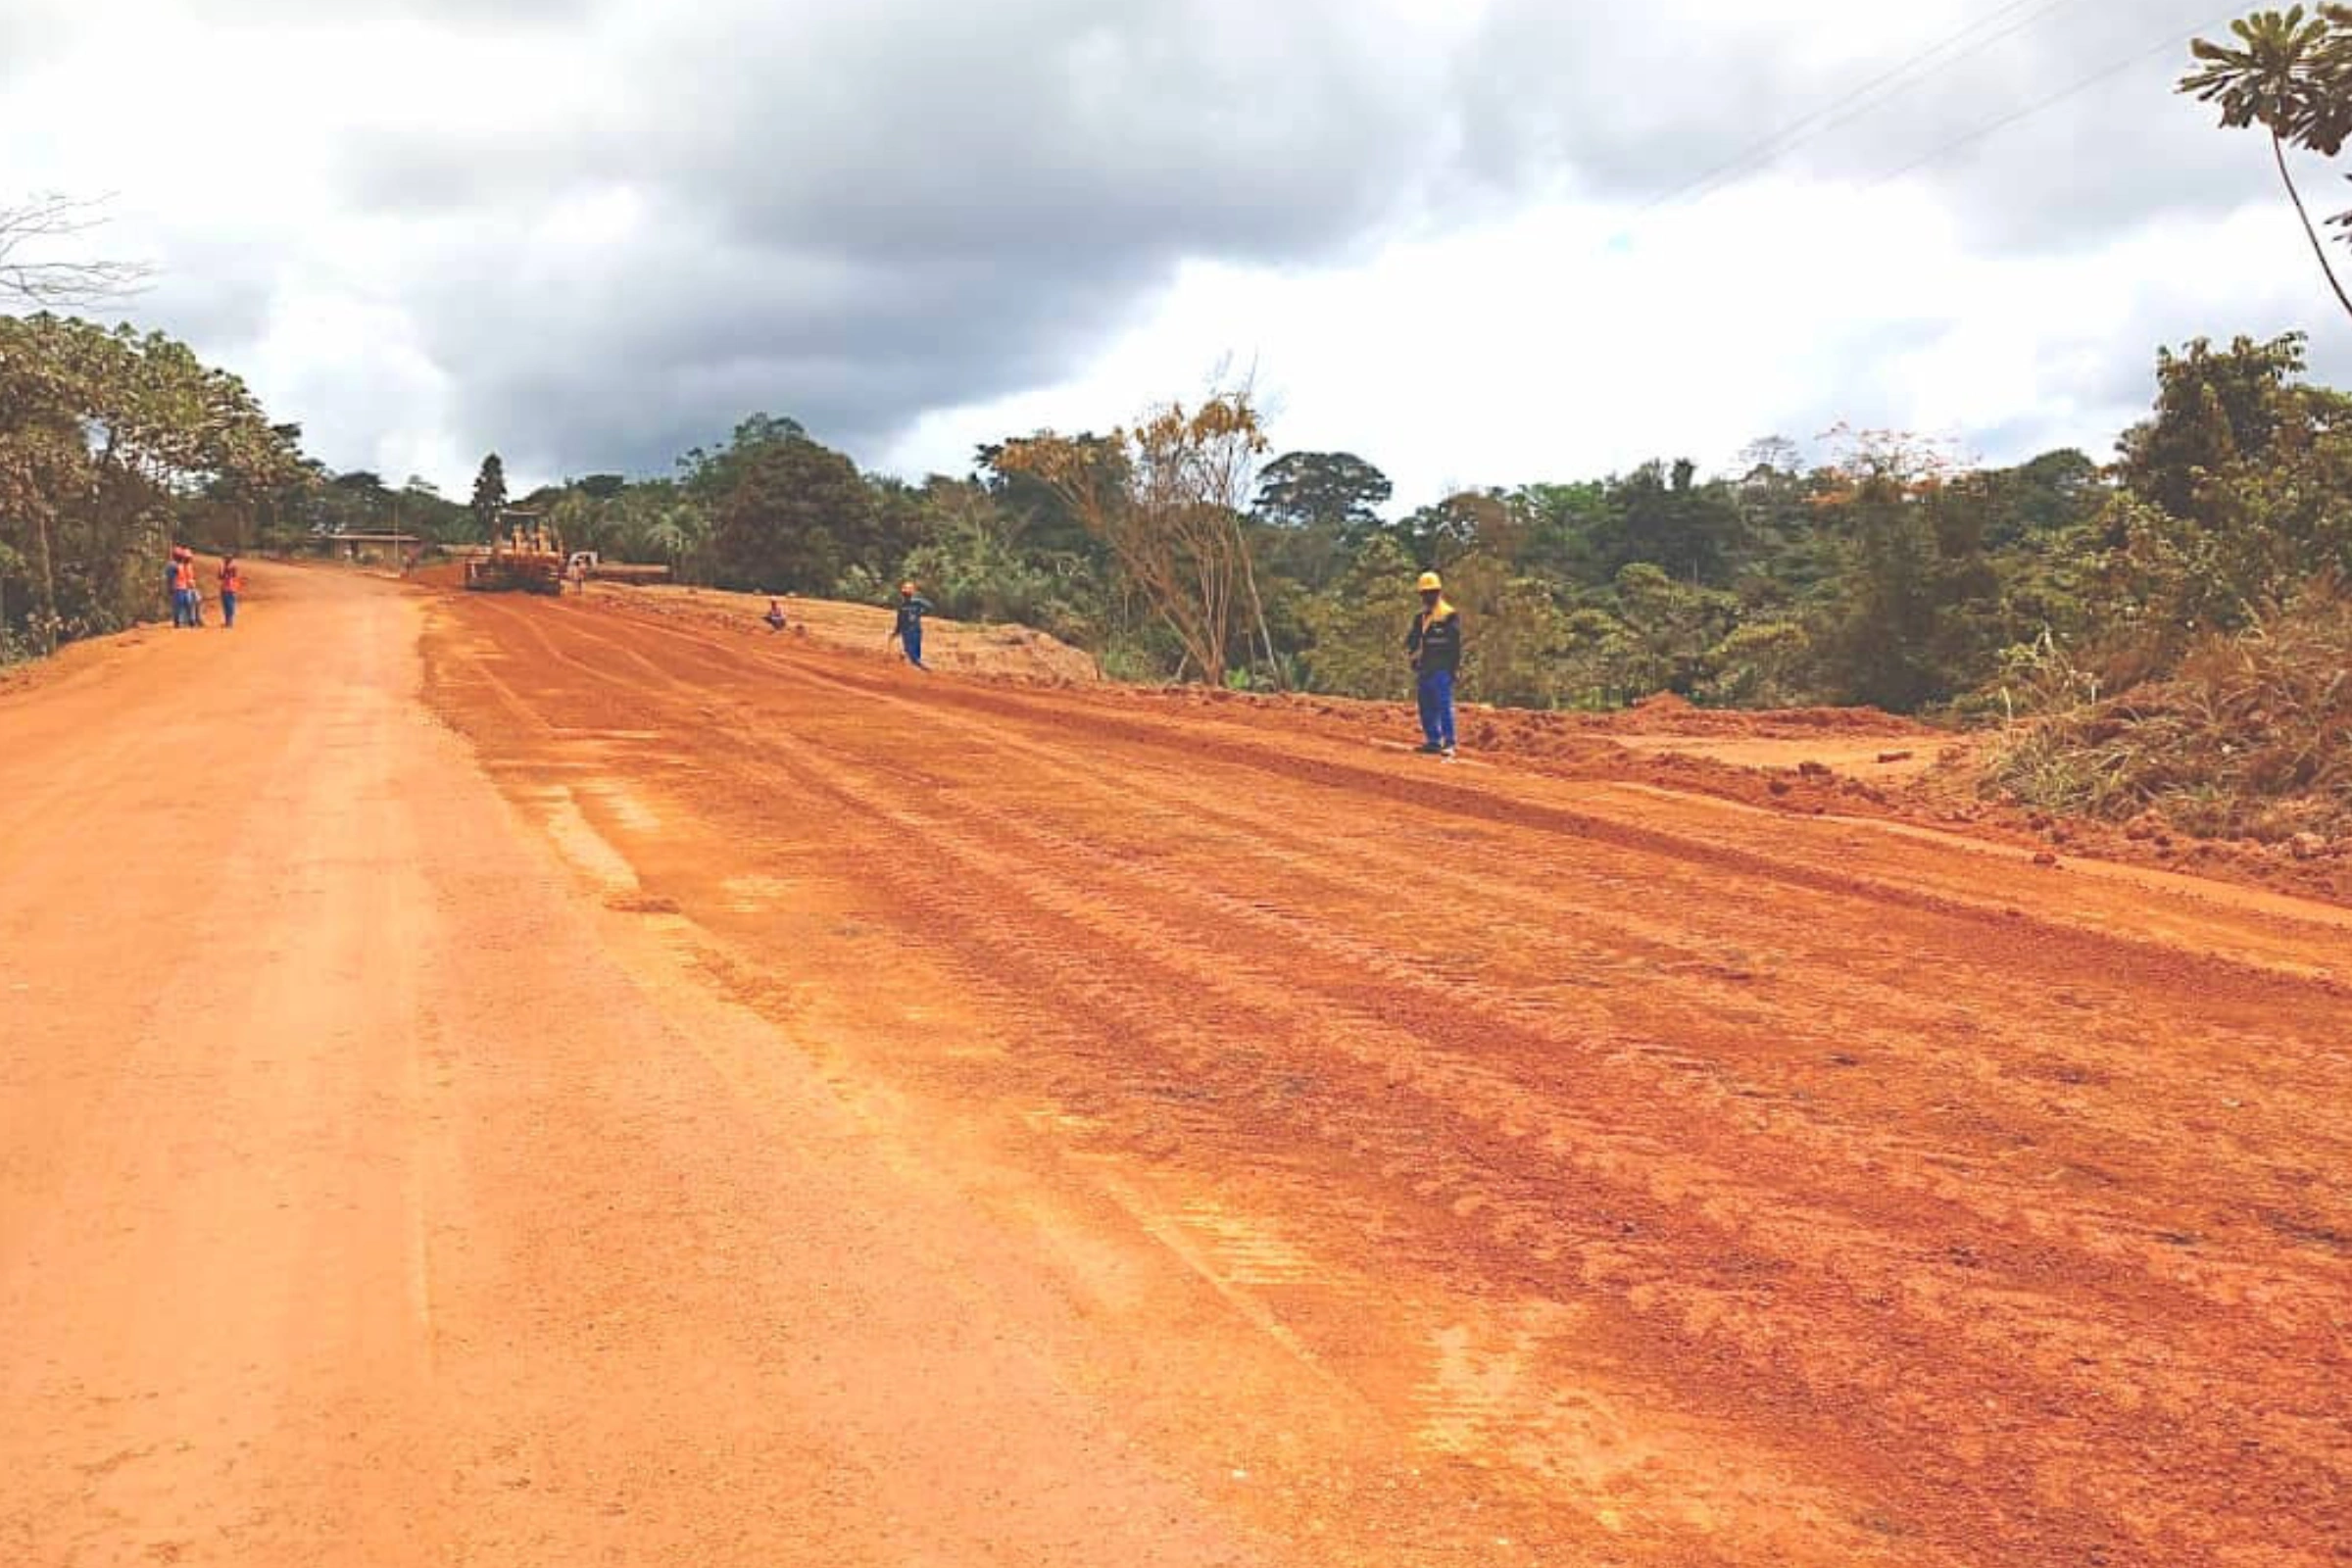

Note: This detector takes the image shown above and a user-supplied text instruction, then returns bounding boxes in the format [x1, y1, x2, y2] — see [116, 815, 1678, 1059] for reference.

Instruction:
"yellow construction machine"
[464, 510, 567, 594]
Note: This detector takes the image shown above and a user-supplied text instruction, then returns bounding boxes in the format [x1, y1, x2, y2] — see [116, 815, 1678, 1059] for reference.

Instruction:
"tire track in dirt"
[432, 592, 2352, 1568]
[448, 602, 1928, 1562]
[757, 676, 2352, 1283]
[542, 602, 2352, 1279]
[494, 599, 2352, 1457]
[693, 691, 2352, 1562]
[575, 595, 2352, 997]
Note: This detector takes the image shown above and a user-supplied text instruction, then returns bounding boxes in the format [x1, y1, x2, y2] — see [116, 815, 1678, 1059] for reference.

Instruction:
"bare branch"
[0, 193, 156, 309]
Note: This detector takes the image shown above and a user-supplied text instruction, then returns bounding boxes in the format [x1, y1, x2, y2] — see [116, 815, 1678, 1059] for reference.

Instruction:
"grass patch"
[1989, 588, 2352, 843]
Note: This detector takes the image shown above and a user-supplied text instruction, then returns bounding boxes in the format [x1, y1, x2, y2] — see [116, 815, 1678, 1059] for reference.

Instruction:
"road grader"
[464, 510, 567, 594]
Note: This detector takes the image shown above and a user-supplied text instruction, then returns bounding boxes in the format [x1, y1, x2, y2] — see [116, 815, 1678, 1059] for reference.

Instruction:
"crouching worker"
[888, 580, 933, 669]
[764, 597, 788, 632]
[1405, 569, 1462, 760]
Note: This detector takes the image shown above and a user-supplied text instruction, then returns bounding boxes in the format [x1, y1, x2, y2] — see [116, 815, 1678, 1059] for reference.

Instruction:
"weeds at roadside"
[1987, 587, 2352, 843]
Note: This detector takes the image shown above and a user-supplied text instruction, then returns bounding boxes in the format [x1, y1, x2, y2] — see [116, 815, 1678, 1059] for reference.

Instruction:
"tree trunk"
[1238, 528, 1284, 691]
[31, 507, 58, 656]
[2276, 131, 2352, 322]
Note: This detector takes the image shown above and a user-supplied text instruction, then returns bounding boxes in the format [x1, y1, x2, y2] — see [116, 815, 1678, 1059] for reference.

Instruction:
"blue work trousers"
[1416, 667, 1456, 749]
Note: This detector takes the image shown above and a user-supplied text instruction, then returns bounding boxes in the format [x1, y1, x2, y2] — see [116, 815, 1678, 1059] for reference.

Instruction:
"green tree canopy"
[469, 453, 508, 539]
[1253, 451, 1393, 534]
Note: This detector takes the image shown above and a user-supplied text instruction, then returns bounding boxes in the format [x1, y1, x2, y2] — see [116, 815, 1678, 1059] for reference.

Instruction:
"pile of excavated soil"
[1068, 681, 2352, 906]
[393, 573, 2352, 907]
[586, 584, 1103, 684]
[1579, 689, 1944, 738]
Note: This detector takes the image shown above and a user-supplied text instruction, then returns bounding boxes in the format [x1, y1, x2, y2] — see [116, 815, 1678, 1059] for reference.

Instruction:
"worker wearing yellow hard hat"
[889, 579, 935, 670]
[1405, 568, 1462, 759]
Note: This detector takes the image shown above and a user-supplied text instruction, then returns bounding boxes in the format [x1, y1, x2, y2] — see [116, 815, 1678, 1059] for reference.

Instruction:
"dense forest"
[124, 331, 2337, 723]
[7, 316, 2346, 726]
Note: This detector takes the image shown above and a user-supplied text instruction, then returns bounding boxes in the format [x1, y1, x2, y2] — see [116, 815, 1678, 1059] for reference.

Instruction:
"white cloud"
[886, 185, 2348, 509]
[5, 0, 2342, 504]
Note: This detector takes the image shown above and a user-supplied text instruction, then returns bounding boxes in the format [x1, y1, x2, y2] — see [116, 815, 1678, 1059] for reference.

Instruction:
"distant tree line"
[329, 332, 2331, 728]
[10, 299, 2344, 737]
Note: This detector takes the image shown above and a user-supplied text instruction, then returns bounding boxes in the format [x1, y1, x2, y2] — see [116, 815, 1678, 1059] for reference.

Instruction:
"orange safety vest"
[172, 561, 196, 591]
[220, 567, 242, 596]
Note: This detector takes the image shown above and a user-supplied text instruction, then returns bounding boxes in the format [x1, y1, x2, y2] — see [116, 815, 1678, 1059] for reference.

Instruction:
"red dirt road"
[7, 565, 2349, 1566]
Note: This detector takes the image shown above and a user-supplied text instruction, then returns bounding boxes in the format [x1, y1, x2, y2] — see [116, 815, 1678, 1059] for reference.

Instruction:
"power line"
[1629, 0, 2097, 221]
[1859, 10, 2235, 190]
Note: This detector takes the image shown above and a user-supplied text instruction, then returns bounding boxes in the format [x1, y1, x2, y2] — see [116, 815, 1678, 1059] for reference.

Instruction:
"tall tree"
[1253, 451, 1393, 534]
[2115, 333, 2307, 515]
[996, 382, 1276, 687]
[679, 414, 808, 502]
[469, 453, 508, 538]
[704, 434, 876, 593]
[2182, 7, 2352, 320]
[1593, 459, 1744, 584]
[2102, 332, 2352, 649]
[2, 317, 297, 653]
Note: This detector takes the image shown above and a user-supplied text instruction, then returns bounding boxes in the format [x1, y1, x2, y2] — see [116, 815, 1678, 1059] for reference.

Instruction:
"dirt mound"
[1107, 681, 2352, 906]
[411, 574, 2352, 906]
[404, 561, 470, 591]
[1972, 591, 2352, 900]
[579, 584, 1103, 684]
[1990, 593, 2352, 845]
[1583, 690, 1943, 739]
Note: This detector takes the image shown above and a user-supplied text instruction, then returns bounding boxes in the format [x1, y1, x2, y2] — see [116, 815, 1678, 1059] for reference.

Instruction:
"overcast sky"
[7, 0, 2347, 508]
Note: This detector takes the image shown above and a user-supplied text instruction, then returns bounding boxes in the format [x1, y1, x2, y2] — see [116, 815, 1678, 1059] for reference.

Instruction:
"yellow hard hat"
[1416, 570, 1443, 592]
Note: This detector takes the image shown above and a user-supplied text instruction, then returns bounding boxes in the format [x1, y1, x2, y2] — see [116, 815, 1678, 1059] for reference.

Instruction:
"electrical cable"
[1629, 0, 2099, 220]
[1858, 9, 2236, 190]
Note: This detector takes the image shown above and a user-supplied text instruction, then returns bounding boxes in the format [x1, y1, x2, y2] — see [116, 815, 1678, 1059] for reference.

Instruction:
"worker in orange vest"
[218, 557, 244, 628]
[171, 551, 199, 628]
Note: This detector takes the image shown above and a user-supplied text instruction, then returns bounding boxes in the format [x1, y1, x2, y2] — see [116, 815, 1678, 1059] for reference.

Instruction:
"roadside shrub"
[1988, 585, 2352, 841]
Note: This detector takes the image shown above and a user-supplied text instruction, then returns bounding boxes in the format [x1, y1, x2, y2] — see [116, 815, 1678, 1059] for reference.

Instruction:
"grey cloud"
[1457, 0, 2266, 244]
[230, 0, 2339, 485]
[139, 256, 276, 351]
[398, 210, 1153, 478]
[334, 0, 1452, 477]
[1753, 271, 2352, 481]
[201, 0, 604, 24]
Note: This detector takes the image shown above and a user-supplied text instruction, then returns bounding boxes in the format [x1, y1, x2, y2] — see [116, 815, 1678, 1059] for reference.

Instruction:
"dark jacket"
[894, 596, 933, 639]
[1406, 603, 1462, 675]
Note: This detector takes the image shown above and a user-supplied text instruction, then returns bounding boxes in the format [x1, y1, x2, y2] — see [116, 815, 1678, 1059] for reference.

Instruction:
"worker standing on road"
[1405, 569, 1462, 760]
[171, 549, 199, 629]
[166, 550, 188, 627]
[218, 557, 244, 629]
[888, 580, 933, 670]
